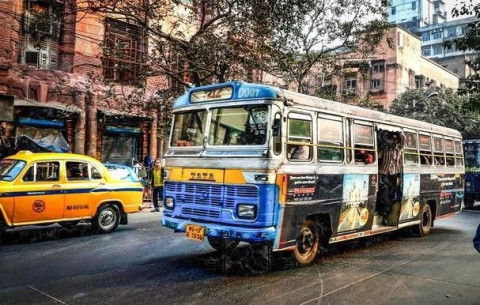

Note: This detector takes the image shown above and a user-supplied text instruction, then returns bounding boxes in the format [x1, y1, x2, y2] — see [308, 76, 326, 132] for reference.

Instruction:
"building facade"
[388, 0, 447, 34]
[0, 0, 186, 163]
[418, 16, 477, 88]
[321, 27, 459, 109]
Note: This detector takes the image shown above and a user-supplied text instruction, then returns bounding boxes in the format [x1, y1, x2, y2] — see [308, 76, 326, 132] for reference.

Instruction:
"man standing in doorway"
[151, 159, 164, 212]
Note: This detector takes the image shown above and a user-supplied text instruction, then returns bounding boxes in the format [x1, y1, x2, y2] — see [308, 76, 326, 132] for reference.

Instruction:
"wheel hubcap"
[100, 209, 115, 227]
[298, 229, 314, 255]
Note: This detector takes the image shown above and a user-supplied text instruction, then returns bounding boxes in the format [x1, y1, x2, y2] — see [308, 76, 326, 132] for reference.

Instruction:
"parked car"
[104, 163, 140, 183]
[0, 151, 143, 235]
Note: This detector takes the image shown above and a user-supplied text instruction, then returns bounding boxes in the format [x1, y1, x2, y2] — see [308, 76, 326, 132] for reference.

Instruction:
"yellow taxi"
[0, 151, 143, 234]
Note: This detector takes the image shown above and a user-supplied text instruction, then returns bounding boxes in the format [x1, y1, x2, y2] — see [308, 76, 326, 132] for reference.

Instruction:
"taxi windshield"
[0, 159, 26, 181]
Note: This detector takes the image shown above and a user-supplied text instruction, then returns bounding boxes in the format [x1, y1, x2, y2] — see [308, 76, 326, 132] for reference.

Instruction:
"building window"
[422, 32, 430, 41]
[432, 31, 442, 40]
[371, 61, 385, 74]
[371, 79, 383, 90]
[343, 78, 357, 95]
[422, 47, 431, 56]
[392, 7, 396, 15]
[412, 1, 416, 10]
[103, 18, 145, 85]
[446, 26, 457, 37]
[19, 0, 62, 69]
[433, 45, 443, 55]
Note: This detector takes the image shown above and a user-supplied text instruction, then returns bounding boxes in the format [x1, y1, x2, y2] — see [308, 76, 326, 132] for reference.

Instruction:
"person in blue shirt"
[474, 223, 480, 253]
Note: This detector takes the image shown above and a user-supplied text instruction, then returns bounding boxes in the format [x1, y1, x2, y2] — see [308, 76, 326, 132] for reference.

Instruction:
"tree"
[264, 0, 391, 94]
[68, 0, 390, 92]
[388, 88, 480, 139]
[446, 0, 480, 108]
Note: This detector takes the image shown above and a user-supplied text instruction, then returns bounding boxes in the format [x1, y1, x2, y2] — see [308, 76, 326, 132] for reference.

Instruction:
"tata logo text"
[189, 172, 215, 181]
[195, 191, 209, 201]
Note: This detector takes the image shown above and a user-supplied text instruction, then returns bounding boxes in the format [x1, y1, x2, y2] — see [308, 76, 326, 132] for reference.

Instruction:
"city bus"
[161, 81, 464, 272]
[463, 139, 480, 209]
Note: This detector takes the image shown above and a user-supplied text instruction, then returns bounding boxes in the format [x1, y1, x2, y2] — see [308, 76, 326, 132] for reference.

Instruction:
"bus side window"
[419, 134, 432, 166]
[287, 116, 312, 161]
[317, 116, 344, 162]
[354, 146, 375, 164]
[404, 132, 419, 165]
[454, 140, 463, 166]
[352, 123, 374, 165]
[420, 152, 432, 165]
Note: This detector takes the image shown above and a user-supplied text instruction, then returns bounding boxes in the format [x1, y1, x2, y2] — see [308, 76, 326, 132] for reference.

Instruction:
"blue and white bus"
[161, 81, 464, 271]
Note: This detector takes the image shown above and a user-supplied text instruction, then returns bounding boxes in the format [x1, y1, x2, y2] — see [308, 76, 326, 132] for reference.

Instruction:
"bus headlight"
[164, 197, 175, 209]
[237, 204, 257, 219]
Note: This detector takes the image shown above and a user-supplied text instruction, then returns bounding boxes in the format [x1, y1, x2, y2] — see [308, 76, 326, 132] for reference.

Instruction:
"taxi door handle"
[52, 184, 61, 188]
[98, 182, 106, 186]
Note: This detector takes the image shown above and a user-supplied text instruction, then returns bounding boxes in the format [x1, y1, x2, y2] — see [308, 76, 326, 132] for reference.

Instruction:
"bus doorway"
[376, 130, 404, 226]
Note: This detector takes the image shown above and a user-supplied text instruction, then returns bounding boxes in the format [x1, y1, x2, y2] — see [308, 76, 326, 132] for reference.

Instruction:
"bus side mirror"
[272, 117, 281, 136]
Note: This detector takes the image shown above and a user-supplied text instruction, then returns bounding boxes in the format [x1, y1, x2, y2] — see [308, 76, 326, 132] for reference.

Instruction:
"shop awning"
[14, 99, 81, 113]
[98, 108, 153, 120]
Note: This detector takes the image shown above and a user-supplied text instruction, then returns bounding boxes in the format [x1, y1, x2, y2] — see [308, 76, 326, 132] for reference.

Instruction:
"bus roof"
[173, 81, 462, 138]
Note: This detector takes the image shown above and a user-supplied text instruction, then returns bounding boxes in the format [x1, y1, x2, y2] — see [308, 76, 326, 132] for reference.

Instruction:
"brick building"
[0, 0, 177, 163]
[321, 26, 459, 109]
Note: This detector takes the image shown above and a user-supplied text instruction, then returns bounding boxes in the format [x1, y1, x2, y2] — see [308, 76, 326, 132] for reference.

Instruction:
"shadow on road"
[0, 224, 97, 245]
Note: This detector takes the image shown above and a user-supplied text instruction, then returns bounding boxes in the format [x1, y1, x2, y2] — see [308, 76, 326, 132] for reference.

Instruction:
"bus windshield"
[208, 105, 269, 146]
[171, 110, 207, 147]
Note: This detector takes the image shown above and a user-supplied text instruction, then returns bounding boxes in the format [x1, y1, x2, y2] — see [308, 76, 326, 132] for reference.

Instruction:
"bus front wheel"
[208, 237, 239, 251]
[294, 219, 319, 265]
[414, 204, 432, 237]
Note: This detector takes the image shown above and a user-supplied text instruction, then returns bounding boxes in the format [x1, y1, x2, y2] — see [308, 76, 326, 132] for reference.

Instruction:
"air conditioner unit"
[22, 42, 57, 69]
[342, 88, 356, 96]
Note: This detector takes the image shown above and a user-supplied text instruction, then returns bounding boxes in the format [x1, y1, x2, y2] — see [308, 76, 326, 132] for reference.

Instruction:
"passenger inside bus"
[355, 148, 374, 164]
[288, 144, 310, 160]
[377, 131, 404, 225]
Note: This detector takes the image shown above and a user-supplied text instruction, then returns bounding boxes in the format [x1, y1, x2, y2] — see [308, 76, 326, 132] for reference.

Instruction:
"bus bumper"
[162, 216, 277, 242]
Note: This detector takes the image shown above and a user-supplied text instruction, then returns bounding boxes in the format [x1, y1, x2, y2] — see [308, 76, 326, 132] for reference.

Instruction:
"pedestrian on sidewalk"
[474, 223, 480, 253]
[151, 159, 164, 212]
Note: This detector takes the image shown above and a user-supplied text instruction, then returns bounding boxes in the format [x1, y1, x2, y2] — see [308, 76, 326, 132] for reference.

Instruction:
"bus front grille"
[165, 182, 259, 210]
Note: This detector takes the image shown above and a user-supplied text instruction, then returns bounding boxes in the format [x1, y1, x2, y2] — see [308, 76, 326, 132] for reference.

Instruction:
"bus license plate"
[186, 224, 205, 241]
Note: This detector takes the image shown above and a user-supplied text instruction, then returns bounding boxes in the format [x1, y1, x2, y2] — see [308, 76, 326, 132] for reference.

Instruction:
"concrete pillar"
[149, 115, 157, 159]
[86, 95, 97, 158]
[73, 89, 86, 155]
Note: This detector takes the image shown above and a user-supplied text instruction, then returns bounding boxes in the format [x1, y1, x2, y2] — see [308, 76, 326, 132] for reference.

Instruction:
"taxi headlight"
[164, 197, 175, 209]
[237, 204, 257, 219]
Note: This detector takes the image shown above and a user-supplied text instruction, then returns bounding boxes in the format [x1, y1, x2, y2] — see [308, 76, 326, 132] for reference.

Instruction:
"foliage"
[446, 0, 480, 110]
[357, 94, 385, 111]
[66, 0, 390, 92]
[388, 88, 480, 139]
[265, 0, 391, 93]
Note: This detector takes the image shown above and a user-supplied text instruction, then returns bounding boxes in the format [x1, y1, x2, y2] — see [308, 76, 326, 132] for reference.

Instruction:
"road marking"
[27, 285, 68, 304]
[299, 239, 465, 305]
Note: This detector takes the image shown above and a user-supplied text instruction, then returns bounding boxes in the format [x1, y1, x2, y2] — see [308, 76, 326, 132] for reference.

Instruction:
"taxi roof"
[8, 151, 102, 164]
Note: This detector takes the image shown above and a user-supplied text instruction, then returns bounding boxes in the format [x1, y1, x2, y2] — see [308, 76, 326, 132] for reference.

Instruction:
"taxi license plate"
[186, 224, 205, 241]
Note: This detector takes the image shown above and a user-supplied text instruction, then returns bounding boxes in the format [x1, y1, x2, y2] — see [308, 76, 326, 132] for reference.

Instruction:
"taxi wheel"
[92, 204, 120, 234]
[294, 219, 319, 266]
[208, 237, 240, 251]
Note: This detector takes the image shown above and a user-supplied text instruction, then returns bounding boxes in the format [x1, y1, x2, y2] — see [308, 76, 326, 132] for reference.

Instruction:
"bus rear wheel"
[414, 204, 432, 237]
[294, 219, 319, 266]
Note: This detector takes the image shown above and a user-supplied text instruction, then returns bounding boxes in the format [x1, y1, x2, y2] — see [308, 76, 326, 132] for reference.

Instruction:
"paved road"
[1, 209, 479, 305]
